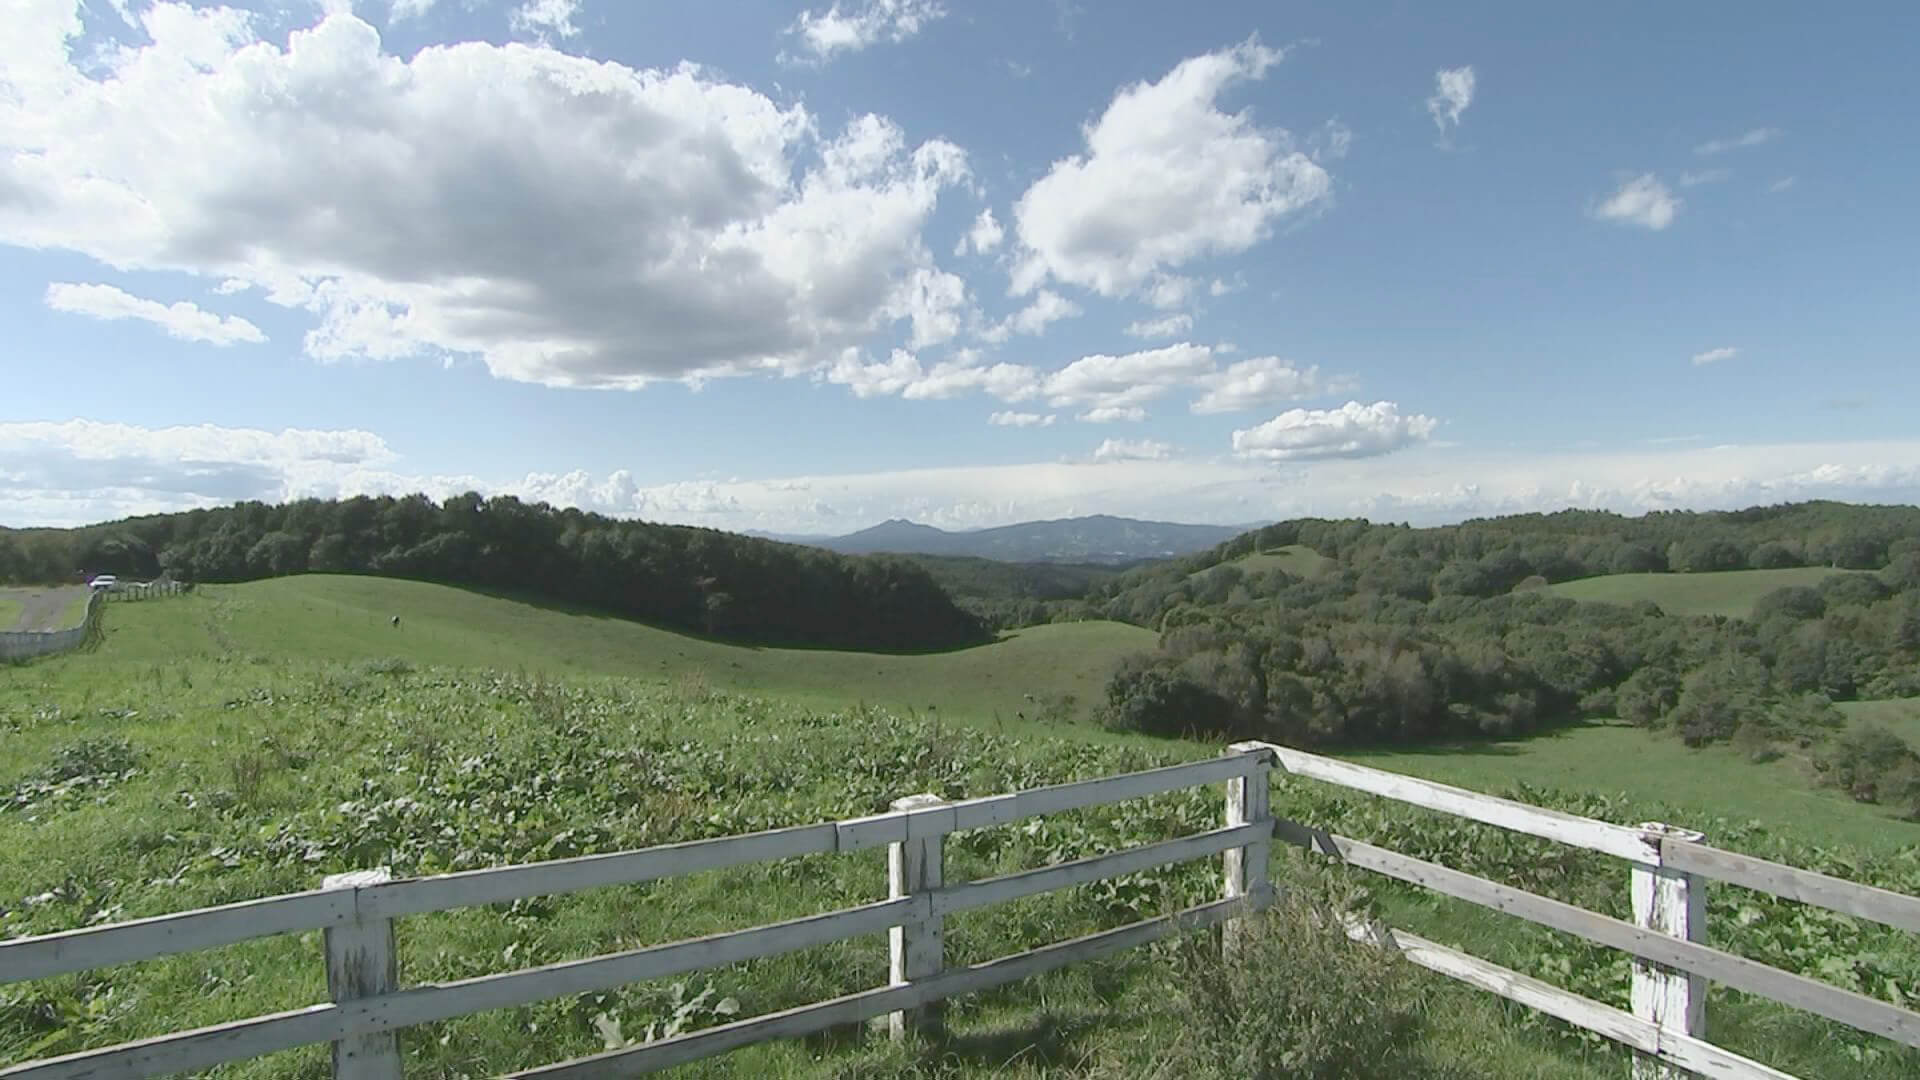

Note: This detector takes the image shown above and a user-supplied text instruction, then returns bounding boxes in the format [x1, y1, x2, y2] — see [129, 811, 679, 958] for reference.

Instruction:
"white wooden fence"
[0, 592, 101, 663]
[101, 581, 187, 602]
[1248, 741, 1920, 1080]
[2, 743, 1917, 1079]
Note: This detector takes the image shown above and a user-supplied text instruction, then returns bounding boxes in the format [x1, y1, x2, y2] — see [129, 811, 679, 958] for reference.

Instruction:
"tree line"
[1073, 502, 1920, 817]
[0, 494, 988, 652]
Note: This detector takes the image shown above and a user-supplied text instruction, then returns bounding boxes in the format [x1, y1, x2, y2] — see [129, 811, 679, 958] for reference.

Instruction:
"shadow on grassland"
[451, 581, 1015, 658]
[1339, 716, 1622, 761]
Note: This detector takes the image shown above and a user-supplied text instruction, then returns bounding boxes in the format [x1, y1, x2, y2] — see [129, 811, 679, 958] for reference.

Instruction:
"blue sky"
[3, 0, 1916, 530]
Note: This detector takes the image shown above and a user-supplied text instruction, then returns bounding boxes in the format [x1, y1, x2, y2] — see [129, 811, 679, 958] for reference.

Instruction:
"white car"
[88, 575, 118, 591]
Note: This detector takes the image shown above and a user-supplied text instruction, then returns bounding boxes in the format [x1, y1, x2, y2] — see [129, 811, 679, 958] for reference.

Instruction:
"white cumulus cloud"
[1078, 406, 1148, 424]
[981, 289, 1082, 342]
[8, 420, 1920, 536]
[1426, 66, 1475, 135]
[988, 411, 1054, 427]
[1191, 355, 1335, 414]
[509, 0, 580, 40]
[0, 6, 974, 390]
[1124, 313, 1194, 340]
[1695, 127, 1782, 156]
[1010, 37, 1330, 300]
[955, 208, 1004, 256]
[1232, 400, 1437, 461]
[1043, 342, 1215, 418]
[788, 0, 947, 63]
[1593, 174, 1680, 231]
[1092, 438, 1171, 462]
[1691, 346, 1738, 366]
[44, 282, 266, 346]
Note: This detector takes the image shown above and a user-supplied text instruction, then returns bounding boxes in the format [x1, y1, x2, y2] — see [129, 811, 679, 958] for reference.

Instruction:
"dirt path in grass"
[2, 586, 90, 631]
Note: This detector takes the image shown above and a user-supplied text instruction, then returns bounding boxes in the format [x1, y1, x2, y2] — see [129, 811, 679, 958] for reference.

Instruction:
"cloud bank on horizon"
[3, 1, 1913, 532]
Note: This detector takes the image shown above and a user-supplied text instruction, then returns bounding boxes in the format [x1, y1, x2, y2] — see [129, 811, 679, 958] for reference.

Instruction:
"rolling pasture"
[1544, 566, 1857, 618]
[1193, 544, 1336, 582]
[4, 575, 1918, 1078]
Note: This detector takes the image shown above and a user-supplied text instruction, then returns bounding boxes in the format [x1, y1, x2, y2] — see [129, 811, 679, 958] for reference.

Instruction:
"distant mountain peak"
[795, 513, 1256, 565]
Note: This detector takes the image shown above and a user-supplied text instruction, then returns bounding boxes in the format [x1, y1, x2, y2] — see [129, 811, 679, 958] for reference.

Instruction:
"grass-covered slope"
[84, 575, 1152, 728]
[1545, 566, 1860, 618]
[4, 598, 1916, 1078]
[1190, 544, 1335, 582]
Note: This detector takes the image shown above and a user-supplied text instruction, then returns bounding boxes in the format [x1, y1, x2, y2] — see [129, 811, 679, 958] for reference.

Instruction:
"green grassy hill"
[1840, 697, 1920, 743]
[6, 573, 1918, 1078]
[79, 574, 1153, 729]
[1193, 544, 1335, 582]
[1544, 566, 1858, 618]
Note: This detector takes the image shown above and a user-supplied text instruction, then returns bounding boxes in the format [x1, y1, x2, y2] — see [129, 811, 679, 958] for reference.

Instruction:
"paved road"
[2, 586, 90, 631]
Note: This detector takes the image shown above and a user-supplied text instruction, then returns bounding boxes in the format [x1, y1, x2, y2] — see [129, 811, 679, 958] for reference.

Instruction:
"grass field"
[1195, 544, 1335, 582]
[1840, 697, 1920, 743]
[0, 593, 18, 629]
[68, 575, 1153, 731]
[1544, 566, 1857, 618]
[1347, 717, 1920, 855]
[4, 576, 1918, 1077]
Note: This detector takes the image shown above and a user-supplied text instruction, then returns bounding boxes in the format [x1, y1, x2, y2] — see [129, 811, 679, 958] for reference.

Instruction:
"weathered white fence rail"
[1250, 741, 1920, 1080]
[0, 749, 1273, 1079]
[4, 742, 1918, 1079]
[101, 580, 186, 602]
[0, 592, 101, 663]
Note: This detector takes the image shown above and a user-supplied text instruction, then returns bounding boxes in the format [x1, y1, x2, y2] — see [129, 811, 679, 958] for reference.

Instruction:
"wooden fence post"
[1222, 742, 1274, 957]
[323, 867, 403, 1080]
[1631, 823, 1707, 1080]
[887, 794, 947, 1043]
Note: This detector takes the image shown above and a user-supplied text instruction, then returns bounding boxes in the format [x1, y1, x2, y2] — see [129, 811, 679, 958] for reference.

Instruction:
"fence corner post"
[1223, 742, 1275, 957]
[1630, 822, 1707, 1080]
[322, 867, 403, 1080]
[887, 793, 948, 1044]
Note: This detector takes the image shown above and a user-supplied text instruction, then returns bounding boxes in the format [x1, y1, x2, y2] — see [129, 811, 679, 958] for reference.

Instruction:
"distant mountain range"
[754, 514, 1259, 565]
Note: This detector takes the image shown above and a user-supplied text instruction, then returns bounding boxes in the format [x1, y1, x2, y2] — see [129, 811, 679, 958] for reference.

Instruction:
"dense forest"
[0, 495, 987, 651]
[899, 554, 1125, 630]
[1066, 503, 1920, 815]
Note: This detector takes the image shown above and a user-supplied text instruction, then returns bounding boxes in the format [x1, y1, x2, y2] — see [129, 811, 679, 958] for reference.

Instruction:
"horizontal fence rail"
[1, 751, 1273, 1080]
[8, 736, 1917, 1080]
[1250, 740, 1920, 1078]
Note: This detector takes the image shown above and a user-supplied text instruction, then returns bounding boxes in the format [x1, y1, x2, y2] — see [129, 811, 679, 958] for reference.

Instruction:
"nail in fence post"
[322, 867, 403, 1080]
[1223, 742, 1275, 957]
[1631, 823, 1707, 1080]
[888, 794, 948, 1043]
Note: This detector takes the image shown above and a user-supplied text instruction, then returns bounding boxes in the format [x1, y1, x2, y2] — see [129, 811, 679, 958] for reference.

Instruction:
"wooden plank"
[508, 896, 1246, 1078]
[1274, 820, 1920, 1048]
[0, 1006, 343, 1080]
[3, 822, 844, 987]
[1256, 742, 1648, 862]
[1380, 929, 1798, 1080]
[338, 896, 919, 1038]
[1632, 824, 1708, 1080]
[322, 869, 403, 1080]
[927, 823, 1265, 918]
[834, 753, 1264, 852]
[1662, 838, 1920, 934]
[887, 794, 946, 1042]
[0, 889, 355, 985]
[360, 821, 841, 920]
[1224, 741, 1274, 955]
[1, 900, 917, 1080]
